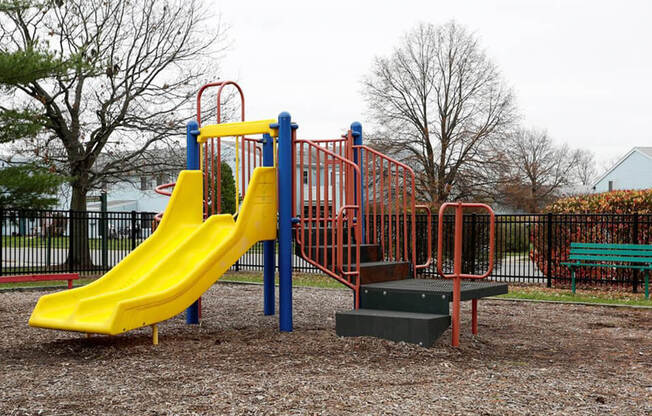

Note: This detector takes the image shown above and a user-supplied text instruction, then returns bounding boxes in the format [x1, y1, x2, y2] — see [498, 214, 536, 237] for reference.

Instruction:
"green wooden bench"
[561, 242, 651, 299]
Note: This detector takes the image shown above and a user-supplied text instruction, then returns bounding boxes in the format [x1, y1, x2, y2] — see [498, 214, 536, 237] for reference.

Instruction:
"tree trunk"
[529, 183, 538, 213]
[67, 179, 93, 270]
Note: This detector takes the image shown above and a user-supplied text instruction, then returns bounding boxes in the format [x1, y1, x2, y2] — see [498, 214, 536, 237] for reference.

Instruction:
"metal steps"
[297, 233, 411, 285]
[335, 309, 450, 347]
[297, 243, 381, 265]
[342, 260, 411, 284]
[336, 279, 508, 347]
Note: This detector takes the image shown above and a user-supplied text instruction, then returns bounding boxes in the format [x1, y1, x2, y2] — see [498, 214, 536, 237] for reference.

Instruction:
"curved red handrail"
[294, 137, 363, 307]
[197, 81, 247, 217]
[436, 202, 495, 279]
[154, 182, 175, 197]
[155, 81, 249, 224]
[354, 144, 426, 277]
[436, 202, 495, 348]
[153, 183, 176, 224]
[196, 81, 245, 126]
[414, 204, 432, 270]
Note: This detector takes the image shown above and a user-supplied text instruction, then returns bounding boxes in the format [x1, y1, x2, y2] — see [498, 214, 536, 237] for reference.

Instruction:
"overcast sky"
[214, 0, 651, 168]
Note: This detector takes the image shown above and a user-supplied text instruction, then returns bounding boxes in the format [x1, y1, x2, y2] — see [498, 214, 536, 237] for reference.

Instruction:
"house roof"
[636, 147, 652, 158]
[592, 147, 652, 188]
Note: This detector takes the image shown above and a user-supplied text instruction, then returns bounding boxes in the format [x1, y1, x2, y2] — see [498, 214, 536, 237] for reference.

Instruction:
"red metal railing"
[291, 135, 349, 220]
[437, 203, 495, 280]
[153, 182, 176, 223]
[437, 202, 495, 347]
[197, 81, 262, 216]
[294, 134, 362, 306]
[293, 129, 433, 304]
[414, 204, 432, 270]
[354, 143, 431, 275]
[155, 81, 262, 224]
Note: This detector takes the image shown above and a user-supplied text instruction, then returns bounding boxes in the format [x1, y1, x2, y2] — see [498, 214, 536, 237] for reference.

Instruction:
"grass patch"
[220, 271, 346, 289]
[495, 287, 651, 307]
[222, 272, 651, 306]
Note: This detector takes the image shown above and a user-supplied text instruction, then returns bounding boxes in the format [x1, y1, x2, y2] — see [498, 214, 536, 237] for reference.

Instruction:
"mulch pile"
[1, 283, 650, 415]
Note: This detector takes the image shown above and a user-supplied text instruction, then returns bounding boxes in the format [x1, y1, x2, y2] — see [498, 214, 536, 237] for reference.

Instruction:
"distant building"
[84, 173, 174, 214]
[592, 147, 652, 193]
[74, 146, 239, 214]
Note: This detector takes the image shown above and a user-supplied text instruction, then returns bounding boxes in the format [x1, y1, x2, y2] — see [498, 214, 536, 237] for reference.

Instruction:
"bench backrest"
[569, 242, 652, 264]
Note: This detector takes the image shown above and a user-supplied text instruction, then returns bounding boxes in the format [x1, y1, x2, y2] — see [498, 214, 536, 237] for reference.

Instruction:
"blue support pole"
[186, 120, 201, 325]
[262, 133, 276, 315]
[351, 122, 364, 244]
[277, 112, 294, 332]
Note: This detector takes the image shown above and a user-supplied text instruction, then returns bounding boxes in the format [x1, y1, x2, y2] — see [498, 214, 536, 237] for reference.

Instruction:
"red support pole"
[372, 154, 377, 245]
[380, 160, 385, 256]
[323, 153, 329, 271]
[211, 139, 215, 215]
[217, 140, 222, 213]
[452, 277, 461, 347]
[438, 202, 495, 347]
[203, 142, 209, 215]
[315, 149, 321, 265]
[395, 164, 400, 261]
[452, 203, 464, 347]
[241, 136, 246, 198]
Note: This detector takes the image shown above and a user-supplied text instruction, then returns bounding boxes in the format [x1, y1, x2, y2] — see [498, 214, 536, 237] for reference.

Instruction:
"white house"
[592, 147, 652, 193]
[84, 176, 173, 214]
[83, 145, 240, 214]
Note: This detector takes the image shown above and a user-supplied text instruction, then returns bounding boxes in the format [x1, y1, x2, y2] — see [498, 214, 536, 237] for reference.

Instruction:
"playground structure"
[29, 82, 507, 347]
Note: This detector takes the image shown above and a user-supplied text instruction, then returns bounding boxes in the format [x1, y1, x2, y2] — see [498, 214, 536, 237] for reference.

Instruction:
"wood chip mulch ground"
[1, 283, 650, 415]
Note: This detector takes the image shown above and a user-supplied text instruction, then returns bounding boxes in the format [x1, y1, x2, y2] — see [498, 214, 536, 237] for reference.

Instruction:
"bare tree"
[0, 0, 227, 266]
[498, 128, 580, 213]
[598, 155, 621, 180]
[362, 21, 516, 204]
[574, 149, 597, 188]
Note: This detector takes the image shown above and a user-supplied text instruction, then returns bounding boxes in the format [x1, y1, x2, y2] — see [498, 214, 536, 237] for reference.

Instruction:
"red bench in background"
[0, 273, 79, 289]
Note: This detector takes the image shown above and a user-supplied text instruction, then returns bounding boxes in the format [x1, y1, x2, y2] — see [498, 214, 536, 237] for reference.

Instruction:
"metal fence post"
[130, 211, 137, 251]
[632, 214, 639, 293]
[546, 212, 553, 288]
[101, 193, 108, 270]
[469, 213, 476, 274]
[46, 227, 51, 268]
[68, 210, 74, 274]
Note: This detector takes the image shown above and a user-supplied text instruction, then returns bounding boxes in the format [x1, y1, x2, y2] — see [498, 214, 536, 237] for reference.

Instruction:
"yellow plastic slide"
[29, 167, 277, 335]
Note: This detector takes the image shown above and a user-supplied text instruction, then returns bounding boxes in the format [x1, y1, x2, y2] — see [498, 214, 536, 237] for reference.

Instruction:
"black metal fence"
[2, 209, 650, 291]
[1, 209, 157, 276]
[416, 213, 651, 292]
[237, 213, 652, 292]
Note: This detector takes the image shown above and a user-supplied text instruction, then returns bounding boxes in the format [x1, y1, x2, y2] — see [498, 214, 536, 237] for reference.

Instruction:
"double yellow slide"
[29, 167, 277, 335]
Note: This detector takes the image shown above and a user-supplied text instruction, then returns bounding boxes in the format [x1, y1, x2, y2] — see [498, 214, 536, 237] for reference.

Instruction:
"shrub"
[546, 189, 652, 215]
[529, 189, 652, 287]
[204, 159, 237, 215]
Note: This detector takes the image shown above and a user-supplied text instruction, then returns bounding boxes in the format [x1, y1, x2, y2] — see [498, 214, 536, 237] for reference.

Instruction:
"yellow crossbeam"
[197, 119, 277, 143]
